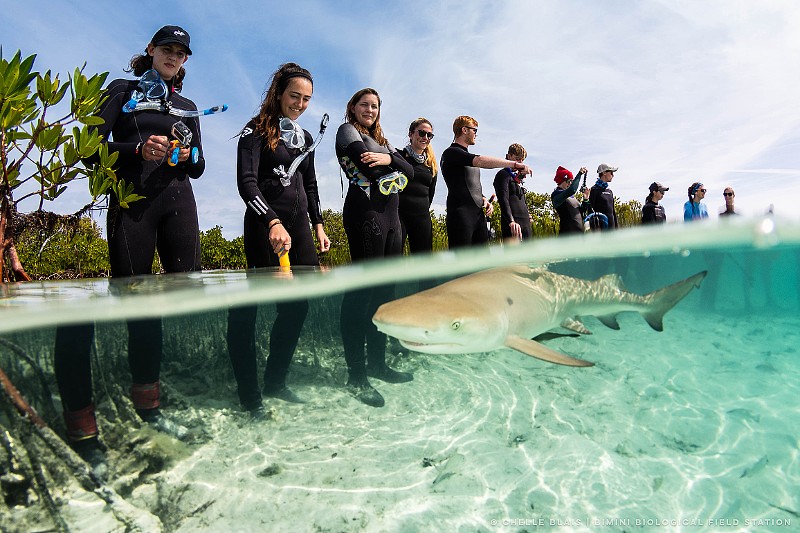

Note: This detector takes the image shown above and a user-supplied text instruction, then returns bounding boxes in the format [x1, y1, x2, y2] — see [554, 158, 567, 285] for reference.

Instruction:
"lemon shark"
[373, 266, 707, 367]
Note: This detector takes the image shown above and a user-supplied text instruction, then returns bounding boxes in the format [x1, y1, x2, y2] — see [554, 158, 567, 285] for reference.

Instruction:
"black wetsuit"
[336, 123, 413, 381]
[551, 171, 587, 235]
[227, 120, 324, 410]
[441, 143, 486, 247]
[398, 147, 437, 253]
[54, 77, 205, 434]
[641, 200, 666, 224]
[493, 168, 532, 240]
[589, 182, 618, 231]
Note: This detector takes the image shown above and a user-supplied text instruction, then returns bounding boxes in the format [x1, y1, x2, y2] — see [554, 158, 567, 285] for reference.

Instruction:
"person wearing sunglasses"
[642, 182, 669, 224]
[226, 63, 331, 419]
[684, 182, 709, 221]
[720, 187, 738, 217]
[398, 118, 438, 254]
[336, 88, 415, 407]
[551, 166, 590, 234]
[52, 24, 203, 473]
[441, 116, 532, 248]
[493, 144, 533, 242]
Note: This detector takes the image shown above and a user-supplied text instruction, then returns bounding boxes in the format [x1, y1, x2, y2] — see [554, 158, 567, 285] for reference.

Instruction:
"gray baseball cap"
[597, 163, 618, 175]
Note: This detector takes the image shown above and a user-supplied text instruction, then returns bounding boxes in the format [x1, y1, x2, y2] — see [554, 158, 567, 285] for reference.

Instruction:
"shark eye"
[451, 321, 461, 331]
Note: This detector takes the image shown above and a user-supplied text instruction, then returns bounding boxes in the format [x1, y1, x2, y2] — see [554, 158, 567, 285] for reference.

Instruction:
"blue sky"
[4, 0, 799, 237]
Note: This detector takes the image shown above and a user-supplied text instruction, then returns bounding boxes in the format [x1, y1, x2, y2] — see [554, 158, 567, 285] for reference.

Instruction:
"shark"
[372, 266, 707, 367]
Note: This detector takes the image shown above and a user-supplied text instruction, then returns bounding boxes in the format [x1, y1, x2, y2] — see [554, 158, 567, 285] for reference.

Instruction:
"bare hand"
[315, 224, 331, 253]
[510, 221, 522, 240]
[269, 223, 291, 255]
[142, 135, 170, 161]
[361, 152, 391, 167]
[484, 200, 494, 218]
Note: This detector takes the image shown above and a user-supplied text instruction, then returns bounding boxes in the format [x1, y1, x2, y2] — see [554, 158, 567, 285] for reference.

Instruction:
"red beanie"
[554, 166, 573, 184]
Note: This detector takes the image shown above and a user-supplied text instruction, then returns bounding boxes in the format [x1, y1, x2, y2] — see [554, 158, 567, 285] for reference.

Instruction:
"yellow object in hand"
[278, 247, 291, 268]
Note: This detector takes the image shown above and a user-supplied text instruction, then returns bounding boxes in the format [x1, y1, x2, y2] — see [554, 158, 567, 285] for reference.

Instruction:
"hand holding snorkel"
[578, 167, 590, 197]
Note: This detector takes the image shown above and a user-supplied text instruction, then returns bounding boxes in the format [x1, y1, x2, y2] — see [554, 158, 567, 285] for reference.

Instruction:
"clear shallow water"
[1, 216, 799, 532]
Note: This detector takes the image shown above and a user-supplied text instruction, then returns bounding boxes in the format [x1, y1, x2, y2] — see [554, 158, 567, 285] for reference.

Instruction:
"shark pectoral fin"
[597, 314, 621, 330]
[561, 317, 592, 335]
[505, 335, 594, 367]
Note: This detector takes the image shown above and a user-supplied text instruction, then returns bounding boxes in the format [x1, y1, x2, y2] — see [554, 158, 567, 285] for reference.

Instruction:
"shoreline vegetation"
[13, 193, 642, 280]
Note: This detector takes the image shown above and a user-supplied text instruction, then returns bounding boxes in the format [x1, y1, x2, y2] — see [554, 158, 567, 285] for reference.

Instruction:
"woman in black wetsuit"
[398, 117, 438, 253]
[336, 88, 414, 407]
[227, 63, 330, 418]
[54, 25, 203, 467]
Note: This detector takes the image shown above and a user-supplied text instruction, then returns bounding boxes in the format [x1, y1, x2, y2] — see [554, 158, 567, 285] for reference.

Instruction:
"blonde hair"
[408, 117, 438, 176]
[345, 88, 387, 146]
[452, 115, 477, 137]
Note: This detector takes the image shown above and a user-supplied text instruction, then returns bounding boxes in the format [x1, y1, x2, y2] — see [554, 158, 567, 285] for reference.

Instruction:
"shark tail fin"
[642, 271, 707, 331]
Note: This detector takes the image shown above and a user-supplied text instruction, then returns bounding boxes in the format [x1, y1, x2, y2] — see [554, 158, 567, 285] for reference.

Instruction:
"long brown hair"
[408, 117, 438, 176]
[253, 63, 313, 151]
[126, 52, 186, 92]
[345, 88, 387, 146]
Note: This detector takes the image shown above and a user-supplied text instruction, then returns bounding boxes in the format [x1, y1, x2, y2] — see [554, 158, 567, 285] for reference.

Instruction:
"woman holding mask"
[336, 88, 414, 407]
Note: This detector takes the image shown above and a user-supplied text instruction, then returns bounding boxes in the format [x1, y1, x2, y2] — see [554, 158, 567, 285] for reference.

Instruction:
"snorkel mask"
[122, 69, 168, 112]
[378, 171, 408, 195]
[278, 117, 306, 150]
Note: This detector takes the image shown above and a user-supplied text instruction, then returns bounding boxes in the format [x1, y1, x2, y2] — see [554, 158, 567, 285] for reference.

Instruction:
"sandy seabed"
[29, 305, 797, 533]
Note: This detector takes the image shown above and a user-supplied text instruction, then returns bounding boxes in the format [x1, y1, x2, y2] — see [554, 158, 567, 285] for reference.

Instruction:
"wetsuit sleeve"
[389, 147, 414, 179]
[444, 146, 478, 168]
[237, 124, 278, 225]
[85, 80, 140, 166]
[642, 204, 655, 223]
[301, 130, 324, 225]
[336, 124, 411, 181]
[589, 186, 601, 213]
[181, 111, 205, 179]
[550, 172, 582, 209]
[429, 172, 437, 206]
[493, 171, 513, 221]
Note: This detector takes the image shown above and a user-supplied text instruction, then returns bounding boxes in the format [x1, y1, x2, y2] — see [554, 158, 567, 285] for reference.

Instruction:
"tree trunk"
[0, 195, 32, 282]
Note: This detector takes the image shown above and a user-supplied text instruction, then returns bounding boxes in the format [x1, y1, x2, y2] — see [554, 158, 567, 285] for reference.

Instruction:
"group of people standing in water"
[52, 25, 743, 472]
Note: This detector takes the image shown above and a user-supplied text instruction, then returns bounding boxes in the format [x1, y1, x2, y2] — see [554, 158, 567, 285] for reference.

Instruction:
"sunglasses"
[699, 188, 707, 193]
[416, 130, 434, 139]
[464, 126, 478, 133]
[723, 192, 734, 197]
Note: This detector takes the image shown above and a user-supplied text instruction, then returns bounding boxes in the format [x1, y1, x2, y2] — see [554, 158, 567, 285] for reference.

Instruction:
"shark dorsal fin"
[596, 273, 627, 291]
[505, 335, 594, 367]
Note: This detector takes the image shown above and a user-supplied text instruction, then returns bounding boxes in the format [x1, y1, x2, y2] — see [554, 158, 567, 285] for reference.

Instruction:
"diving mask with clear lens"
[279, 117, 306, 150]
[378, 171, 408, 195]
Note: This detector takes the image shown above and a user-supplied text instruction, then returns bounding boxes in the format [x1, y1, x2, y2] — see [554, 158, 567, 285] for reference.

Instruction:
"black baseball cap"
[151, 25, 192, 55]
[649, 181, 669, 192]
